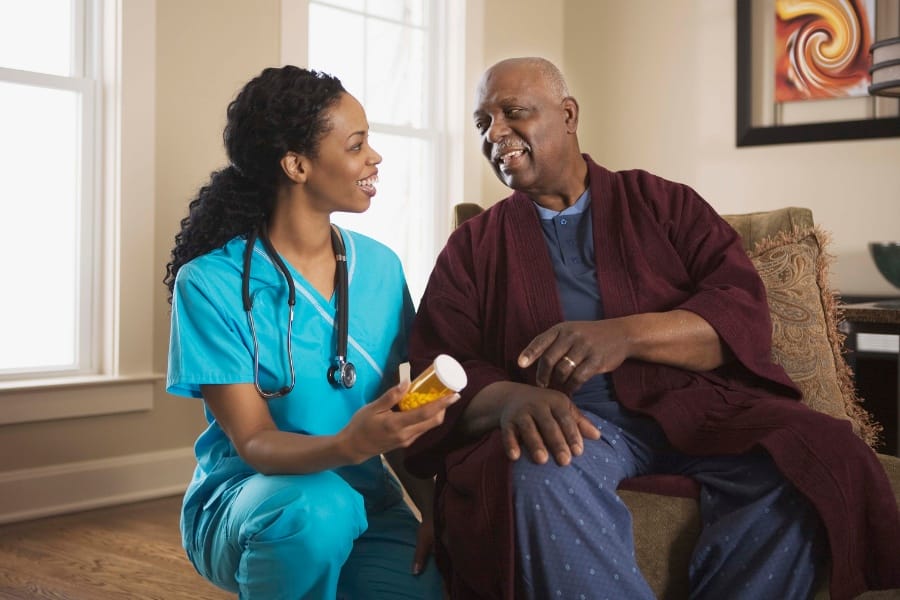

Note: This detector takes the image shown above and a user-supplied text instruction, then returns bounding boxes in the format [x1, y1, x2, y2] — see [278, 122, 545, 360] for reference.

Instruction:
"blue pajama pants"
[512, 404, 826, 600]
[186, 470, 444, 599]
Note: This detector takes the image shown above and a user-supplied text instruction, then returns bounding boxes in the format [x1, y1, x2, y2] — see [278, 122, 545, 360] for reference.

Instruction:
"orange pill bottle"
[398, 354, 467, 411]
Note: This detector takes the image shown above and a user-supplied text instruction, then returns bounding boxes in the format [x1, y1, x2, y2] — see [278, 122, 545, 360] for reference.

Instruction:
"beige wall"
[564, 0, 900, 295]
[476, 0, 566, 204]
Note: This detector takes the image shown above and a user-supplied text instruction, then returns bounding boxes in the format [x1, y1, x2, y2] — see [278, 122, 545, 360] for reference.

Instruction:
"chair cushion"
[746, 225, 881, 447]
[620, 489, 700, 599]
[723, 206, 815, 252]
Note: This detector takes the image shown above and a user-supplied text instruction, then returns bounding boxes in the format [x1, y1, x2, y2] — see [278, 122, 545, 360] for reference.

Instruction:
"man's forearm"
[621, 309, 728, 371]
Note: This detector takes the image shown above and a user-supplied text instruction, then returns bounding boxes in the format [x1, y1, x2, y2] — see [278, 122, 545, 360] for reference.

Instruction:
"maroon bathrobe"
[406, 157, 900, 600]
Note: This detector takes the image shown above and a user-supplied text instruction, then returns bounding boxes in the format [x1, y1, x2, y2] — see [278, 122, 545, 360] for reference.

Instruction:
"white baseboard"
[0, 447, 196, 525]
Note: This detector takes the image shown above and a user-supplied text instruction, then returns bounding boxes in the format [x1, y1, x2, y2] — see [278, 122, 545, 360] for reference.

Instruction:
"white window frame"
[0, 0, 161, 424]
[0, 0, 98, 381]
[281, 0, 468, 303]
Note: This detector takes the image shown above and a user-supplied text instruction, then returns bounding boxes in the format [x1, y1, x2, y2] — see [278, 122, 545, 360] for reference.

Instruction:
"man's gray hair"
[494, 57, 570, 100]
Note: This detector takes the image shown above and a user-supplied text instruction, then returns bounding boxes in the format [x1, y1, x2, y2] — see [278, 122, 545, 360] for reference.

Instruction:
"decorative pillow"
[749, 226, 881, 448]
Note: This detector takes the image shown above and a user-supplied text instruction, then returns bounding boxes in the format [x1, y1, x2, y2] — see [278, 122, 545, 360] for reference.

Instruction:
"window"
[0, 0, 159, 423]
[0, 0, 99, 378]
[285, 0, 464, 304]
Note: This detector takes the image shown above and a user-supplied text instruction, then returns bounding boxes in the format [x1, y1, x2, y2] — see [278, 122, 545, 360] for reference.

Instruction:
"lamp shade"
[869, 36, 900, 97]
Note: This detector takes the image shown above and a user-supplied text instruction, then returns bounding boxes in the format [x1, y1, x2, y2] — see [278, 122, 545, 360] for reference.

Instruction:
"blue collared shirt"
[534, 189, 615, 406]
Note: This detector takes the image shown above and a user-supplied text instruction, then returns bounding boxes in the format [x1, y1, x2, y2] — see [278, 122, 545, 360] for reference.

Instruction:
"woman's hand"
[338, 381, 459, 464]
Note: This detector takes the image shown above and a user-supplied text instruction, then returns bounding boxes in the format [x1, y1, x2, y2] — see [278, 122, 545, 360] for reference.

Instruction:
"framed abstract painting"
[736, 0, 900, 146]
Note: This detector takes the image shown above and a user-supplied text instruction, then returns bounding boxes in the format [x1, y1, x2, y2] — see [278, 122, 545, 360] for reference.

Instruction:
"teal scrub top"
[167, 227, 415, 517]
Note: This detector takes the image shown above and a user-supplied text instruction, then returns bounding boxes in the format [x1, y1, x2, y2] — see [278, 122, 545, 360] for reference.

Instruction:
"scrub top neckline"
[252, 225, 353, 310]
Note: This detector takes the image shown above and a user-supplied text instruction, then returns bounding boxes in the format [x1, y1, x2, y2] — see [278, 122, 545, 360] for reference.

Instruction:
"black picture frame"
[736, 0, 900, 146]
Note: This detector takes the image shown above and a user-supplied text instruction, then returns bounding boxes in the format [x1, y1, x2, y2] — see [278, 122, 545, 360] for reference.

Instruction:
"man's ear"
[281, 152, 309, 184]
[562, 97, 579, 133]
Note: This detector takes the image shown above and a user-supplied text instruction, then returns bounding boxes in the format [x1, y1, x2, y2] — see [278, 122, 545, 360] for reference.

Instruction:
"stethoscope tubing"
[241, 222, 353, 398]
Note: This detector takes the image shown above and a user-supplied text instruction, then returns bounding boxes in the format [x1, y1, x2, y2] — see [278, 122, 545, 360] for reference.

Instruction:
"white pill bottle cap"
[432, 354, 467, 392]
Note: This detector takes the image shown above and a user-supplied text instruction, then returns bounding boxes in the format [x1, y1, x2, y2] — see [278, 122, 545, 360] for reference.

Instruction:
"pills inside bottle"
[398, 354, 467, 411]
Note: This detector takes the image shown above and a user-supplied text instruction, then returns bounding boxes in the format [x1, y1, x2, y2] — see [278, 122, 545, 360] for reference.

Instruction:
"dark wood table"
[839, 301, 900, 456]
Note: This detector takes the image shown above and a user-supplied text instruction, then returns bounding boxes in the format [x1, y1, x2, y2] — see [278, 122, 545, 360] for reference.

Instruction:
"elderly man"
[405, 57, 900, 600]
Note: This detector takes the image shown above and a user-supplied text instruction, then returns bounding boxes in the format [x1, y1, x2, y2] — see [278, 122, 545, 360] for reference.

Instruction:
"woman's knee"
[234, 472, 367, 554]
[205, 472, 369, 598]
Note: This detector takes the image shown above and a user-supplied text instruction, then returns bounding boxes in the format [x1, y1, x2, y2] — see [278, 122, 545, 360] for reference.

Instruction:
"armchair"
[450, 202, 900, 599]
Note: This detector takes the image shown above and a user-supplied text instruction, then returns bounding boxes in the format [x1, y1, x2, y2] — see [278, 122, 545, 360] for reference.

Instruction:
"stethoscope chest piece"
[328, 359, 356, 389]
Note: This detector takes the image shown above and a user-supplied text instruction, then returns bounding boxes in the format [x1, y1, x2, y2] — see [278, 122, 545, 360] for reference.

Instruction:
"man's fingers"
[552, 351, 585, 390]
[577, 412, 602, 440]
[534, 347, 569, 388]
[412, 542, 429, 576]
[554, 408, 585, 456]
[515, 417, 549, 464]
[411, 522, 434, 575]
[538, 346, 582, 389]
[533, 412, 573, 466]
[561, 361, 589, 394]
[501, 426, 522, 461]
[518, 330, 557, 369]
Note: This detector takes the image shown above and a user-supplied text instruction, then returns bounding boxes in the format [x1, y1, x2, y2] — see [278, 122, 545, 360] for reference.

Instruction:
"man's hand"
[518, 320, 631, 394]
[518, 312, 728, 388]
[412, 515, 435, 575]
[498, 385, 600, 466]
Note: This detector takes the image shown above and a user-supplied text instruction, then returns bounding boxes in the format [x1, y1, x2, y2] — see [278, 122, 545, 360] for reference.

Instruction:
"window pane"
[315, 0, 363, 11]
[365, 0, 426, 26]
[331, 132, 432, 303]
[308, 3, 365, 98]
[0, 0, 74, 76]
[0, 81, 80, 372]
[365, 20, 426, 127]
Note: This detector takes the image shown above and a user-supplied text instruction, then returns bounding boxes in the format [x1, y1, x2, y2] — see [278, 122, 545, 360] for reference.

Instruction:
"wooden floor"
[0, 495, 233, 600]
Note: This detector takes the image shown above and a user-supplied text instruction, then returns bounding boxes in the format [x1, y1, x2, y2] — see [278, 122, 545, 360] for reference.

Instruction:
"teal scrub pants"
[187, 470, 444, 599]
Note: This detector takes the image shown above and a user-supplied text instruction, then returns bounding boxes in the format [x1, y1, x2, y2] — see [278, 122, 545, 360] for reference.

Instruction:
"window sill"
[0, 373, 165, 425]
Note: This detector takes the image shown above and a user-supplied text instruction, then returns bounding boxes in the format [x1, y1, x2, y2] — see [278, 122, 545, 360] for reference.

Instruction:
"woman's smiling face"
[303, 92, 382, 214]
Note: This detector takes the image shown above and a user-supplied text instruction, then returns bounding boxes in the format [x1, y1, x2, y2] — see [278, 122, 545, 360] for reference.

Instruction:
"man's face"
[473, 64, 571, 194]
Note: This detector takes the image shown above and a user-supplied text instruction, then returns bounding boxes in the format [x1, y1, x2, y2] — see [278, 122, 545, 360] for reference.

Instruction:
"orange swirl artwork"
[774, 0, 875, 101]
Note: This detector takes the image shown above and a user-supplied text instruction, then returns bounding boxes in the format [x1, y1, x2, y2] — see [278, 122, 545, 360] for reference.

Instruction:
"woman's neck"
[266, 202, 338, 299]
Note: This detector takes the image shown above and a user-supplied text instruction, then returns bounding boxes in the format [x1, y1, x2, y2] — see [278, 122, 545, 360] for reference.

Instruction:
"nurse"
[163, 65, 455, 599]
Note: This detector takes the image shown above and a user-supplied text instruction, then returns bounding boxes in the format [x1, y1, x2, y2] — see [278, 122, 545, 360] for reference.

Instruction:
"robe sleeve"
[405, 218, 511, 478]
[645, 175, 799, 397]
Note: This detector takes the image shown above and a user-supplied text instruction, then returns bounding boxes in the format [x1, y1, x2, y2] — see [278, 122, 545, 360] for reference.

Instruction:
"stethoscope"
[241, 222, 356, 399]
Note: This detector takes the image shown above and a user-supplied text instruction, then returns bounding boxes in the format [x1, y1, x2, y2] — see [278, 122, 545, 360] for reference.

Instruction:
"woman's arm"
[202, 383, 358, 475]
[202, 381, 457, 476]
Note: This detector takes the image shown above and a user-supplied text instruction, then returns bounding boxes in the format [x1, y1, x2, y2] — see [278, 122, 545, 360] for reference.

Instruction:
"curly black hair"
[163, 65, 345, 301]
